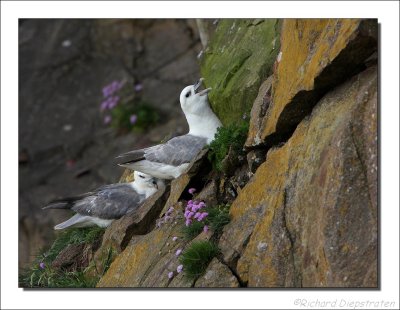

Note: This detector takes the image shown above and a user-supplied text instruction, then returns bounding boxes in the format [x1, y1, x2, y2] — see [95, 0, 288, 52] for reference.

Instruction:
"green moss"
[179, 241, 219, 280]
[208, 121, 249, 171]
[19, 227, 105, 288]
[201, 19, 281, 125]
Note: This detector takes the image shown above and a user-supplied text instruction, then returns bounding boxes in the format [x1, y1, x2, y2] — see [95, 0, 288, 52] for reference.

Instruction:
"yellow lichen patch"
[261, 19, 361, 139]
[97, 230, 164, 287]
[235, 144, 292, 286]
[229, 147, 289, 220]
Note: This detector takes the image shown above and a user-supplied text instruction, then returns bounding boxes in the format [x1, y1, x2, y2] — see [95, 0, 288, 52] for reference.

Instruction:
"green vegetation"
[205, 204, 230, 235]
[19, 227, 105, 288]
[181, 221, 204, 241]
[179, 241, 219, 280]
[208, 121, 249, 171]
[111, 100, 159, 132]
[46, 227, 105, 262]
[19, 264, 99, 288]
[181, 204, 231, 241]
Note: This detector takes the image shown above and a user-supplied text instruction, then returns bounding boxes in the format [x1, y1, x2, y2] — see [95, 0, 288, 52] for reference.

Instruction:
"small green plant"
[181, 188, 231, 240]
[205, 204, 230, 234]
[181, 221, 204, 241]
[19, 227, 105, 288]
[207, 121, 249, 171]
[179, 241, 219, 280]
[45, 227, 105, 261]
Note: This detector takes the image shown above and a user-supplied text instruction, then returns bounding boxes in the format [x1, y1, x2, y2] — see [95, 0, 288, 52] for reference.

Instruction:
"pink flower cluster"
[184, 200, 208, 226]
[166, 235, 184, 280]
[102, 80, 125, 98]
[100, 95, 120, 111]
[156, 207, 175, 228]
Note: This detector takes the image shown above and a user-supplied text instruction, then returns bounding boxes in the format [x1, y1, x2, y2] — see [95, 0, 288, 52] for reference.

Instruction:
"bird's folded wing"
[72, 185, 146, 219]
[116, 135, 207, 167]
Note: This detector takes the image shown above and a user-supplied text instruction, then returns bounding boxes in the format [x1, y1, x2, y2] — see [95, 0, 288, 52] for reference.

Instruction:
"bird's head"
[133, 171, 162, 190]
[179, 78, 212, 115]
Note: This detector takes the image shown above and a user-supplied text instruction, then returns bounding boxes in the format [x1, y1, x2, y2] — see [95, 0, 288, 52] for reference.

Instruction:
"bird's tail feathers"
[42, 201, 71, 210]
[54, 214, 91, 230]
[115, 150, 145, 165]
[43, 193, 91, 210]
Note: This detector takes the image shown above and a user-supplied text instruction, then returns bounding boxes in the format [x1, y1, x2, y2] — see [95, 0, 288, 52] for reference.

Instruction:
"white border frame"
[1, 1, 399, 309]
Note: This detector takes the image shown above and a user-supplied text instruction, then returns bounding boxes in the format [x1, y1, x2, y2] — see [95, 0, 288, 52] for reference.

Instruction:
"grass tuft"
[205, 204, 230, 234]
[181, 221, 204, 241]
[179, 241, 219, 280]
[19, 227, 105, 288]
[207, 121, 249, 171]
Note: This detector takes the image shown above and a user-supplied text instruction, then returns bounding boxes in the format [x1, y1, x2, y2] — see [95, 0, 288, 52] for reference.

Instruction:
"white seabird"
[116, 78, 222, 179]
[43, 171, 164, 230]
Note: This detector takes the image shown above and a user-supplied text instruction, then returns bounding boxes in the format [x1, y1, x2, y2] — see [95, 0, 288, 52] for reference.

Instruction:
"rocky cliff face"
[62, 18, 377, 288]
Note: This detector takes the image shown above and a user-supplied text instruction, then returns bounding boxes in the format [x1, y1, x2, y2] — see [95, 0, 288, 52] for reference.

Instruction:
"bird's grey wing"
[43, 191, 95, 210]
[116, 135, 207, 167]
[72, 184, 146, 219]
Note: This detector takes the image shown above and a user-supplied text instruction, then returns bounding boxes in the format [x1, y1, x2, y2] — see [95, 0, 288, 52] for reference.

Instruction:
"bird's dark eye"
[139, 175, 145, 179]
[185, 92, 191, 98]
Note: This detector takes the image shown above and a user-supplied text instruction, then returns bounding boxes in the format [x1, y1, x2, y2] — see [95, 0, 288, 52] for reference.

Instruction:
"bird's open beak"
[193, 78, 211, 96]
[193, 78, 204, 91]
[198, 88, 212, 96]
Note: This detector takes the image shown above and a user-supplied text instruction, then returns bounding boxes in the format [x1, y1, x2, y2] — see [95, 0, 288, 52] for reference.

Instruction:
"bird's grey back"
[72, 183, 146, 219]
[144, 134, 207, 166]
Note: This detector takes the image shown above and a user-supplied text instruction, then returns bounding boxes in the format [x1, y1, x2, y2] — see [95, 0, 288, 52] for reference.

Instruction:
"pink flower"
[104, 115, 112, 124]
[134, 83, 143, 92]
[198, 202, 206, 208]
[100, 100, 109, 111]
[175, 249, 182, 256]
[201, 212, 209, 219]
[108, 96, 119, 109]
[130, 114, 138, 125]
[185, 219, 192, 226]
[188, 200, 193, 205]
[172, 236, 178, 241]
[188, 188, 196, 195]
[177, 265, 183, 273]
[39, 262, 45, 269]
[102, 86, 111, 98]
[168, 271, 174, 279]
[193, 212, 201, 219]
[203, 225, 209, 233]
